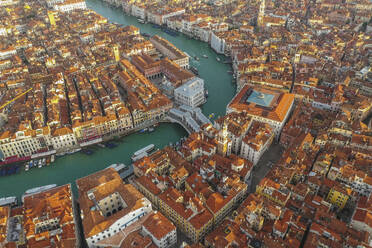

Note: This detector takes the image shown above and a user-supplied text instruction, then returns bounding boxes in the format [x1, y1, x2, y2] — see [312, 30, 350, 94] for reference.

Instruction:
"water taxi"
[202, 54, 208, 58]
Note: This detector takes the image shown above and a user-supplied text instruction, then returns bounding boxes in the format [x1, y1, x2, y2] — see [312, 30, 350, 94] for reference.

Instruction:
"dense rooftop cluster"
[0, 0, 200, 162]
[0, 0, 371, 247]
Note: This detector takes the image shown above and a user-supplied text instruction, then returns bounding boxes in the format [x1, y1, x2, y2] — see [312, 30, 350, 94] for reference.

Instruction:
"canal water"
[0, 0, 235, 199]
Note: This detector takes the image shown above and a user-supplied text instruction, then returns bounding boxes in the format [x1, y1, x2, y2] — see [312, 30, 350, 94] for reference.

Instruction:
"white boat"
[42, 158, 46, 166]
[67, 148, 82, 154]
[131, 152, 148, 162]
[51, 155, 55, 163]
[216, 57, 221, 62]
[202, 54, 208, 58]
[97, 143, 105, 148]
[132, 144, 154, 158]
[138, 18, 145, 24]
[0, 196, 17, 207]
[25, 163, 29, 171]
[38, 160, 42, 168]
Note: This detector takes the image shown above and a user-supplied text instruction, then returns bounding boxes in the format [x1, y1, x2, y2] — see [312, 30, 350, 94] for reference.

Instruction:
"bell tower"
[257, 0, 266, 27]
[217, 121, 231, 157]
[113, 45, 120, 62]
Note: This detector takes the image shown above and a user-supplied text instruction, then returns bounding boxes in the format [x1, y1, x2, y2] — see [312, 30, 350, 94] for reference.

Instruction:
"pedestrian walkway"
[165, 105, 211, 134]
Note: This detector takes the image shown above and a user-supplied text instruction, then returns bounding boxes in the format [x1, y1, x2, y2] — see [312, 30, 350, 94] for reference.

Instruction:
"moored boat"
[148, 127, 155, 133]
[190, 66, 199, 75]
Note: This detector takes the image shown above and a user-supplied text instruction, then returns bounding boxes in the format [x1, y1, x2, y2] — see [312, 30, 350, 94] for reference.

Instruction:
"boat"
[148, 127, 155, 133]
[205, 89, 209, 98]
[227, 71, 233, 74]
[137, 18, 145, 24]
[82, 149, 94, 155]
[38, 159, 42, 168]
[0, 196, 17, 207]
[97, 143, 105, 148]
[46, 156, 51, 165]
[3, 166, 19, 176]
[105, 142, 117, 149]
[152, 24, 161, 29]
[51, 155, 55, 163]
[25, 163, 29, 171]
[67, 148, 82, 155]
[29, 160, 34, 168]
[141, 32, 150, 38]
[202, 54, 208, 58]
[216, 57, 221, 62]
[139, 128, 148, 133]
[194, 56, 200, 61]
[163, 28, 178, 37]
[42, 158, 46, 166]
[190, 66, 199, 75]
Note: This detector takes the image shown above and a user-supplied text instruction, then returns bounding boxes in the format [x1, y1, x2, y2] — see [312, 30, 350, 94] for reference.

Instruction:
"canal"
[0, 0, 235, 199]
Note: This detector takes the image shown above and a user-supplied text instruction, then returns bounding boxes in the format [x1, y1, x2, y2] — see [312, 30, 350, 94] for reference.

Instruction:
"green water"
[0, 0, 235, 199]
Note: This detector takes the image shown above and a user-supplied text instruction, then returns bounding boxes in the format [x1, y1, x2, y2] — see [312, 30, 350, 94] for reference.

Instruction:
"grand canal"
[0, 0, 236, 198]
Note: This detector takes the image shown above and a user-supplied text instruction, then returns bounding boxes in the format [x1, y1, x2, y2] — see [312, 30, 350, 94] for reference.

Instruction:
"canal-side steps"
[164, 105, 211, 134]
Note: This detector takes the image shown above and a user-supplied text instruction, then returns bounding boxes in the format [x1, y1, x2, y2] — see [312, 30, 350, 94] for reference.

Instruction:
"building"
[54, 0, 87, 12]
[240, 121, 274, 166]
[174, 77, 205, 108]
[227, 85, 294, 138]
[23, 184, 80, 247]
[326, 185, 351, 209]
[77, 168, 152, 247]
[150, 35, 189, 69]
[158, 188, 214, 243]
[351, 195, 372, 236]
[0, 206, 10, 247]
[142, 211, 177, 248]
[50, 127, 78, 152]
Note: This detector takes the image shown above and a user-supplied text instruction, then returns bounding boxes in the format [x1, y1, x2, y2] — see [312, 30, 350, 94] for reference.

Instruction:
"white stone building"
[174, 77, 205, 108]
